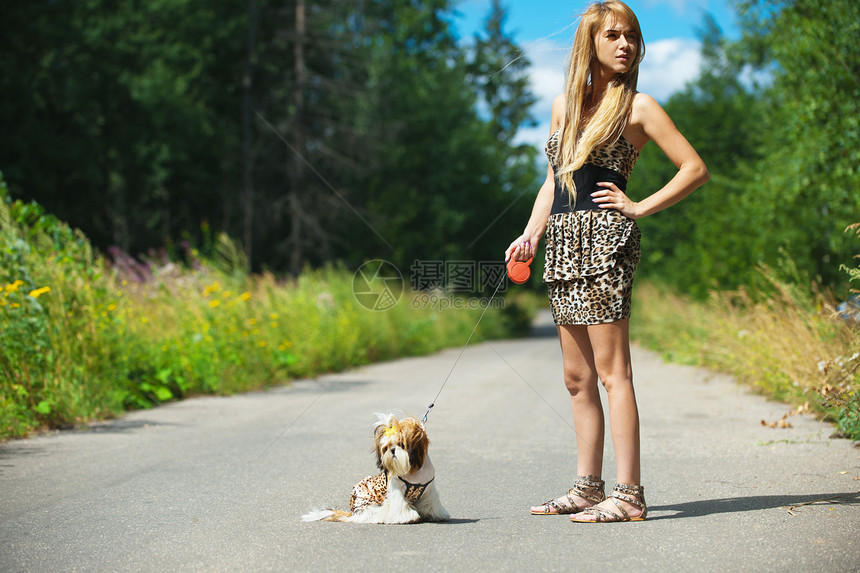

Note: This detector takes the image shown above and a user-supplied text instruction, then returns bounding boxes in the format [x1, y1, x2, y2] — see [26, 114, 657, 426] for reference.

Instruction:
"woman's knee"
[563, 366, 598, 396]
[598, 371, 634, 395]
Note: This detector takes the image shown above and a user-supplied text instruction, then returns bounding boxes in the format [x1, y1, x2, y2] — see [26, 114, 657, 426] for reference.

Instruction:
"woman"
[505, 0, 708, 523]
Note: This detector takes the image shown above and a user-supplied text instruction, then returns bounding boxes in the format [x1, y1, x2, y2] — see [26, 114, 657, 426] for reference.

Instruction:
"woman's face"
[593, 19, 638, 75]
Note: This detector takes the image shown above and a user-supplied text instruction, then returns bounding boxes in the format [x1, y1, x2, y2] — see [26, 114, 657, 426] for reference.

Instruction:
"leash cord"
[422, 270, 507, 424]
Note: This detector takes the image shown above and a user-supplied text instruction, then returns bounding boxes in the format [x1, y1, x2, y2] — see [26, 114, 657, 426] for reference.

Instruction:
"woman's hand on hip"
[592, 182, 642, 219]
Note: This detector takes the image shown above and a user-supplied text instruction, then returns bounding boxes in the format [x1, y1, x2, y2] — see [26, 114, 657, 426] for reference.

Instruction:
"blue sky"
[451, 0, 741, 147]
[452, 0, 739, 45]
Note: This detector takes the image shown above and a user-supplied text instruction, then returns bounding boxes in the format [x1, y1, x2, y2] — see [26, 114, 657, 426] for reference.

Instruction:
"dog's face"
[373, 415, 429, 477]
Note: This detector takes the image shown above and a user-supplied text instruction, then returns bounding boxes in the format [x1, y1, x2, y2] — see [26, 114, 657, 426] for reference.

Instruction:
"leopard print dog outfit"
[543, 128, 641, 325]
[349, 472, 435, 513]
[349, 472, 388, 512]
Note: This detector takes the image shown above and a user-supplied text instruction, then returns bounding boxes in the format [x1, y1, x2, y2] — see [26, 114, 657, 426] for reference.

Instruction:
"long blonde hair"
[556, 1, 645, 203]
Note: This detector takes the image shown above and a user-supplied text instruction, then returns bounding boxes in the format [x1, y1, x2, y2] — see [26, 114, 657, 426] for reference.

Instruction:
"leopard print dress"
[543, 128, 641, 325]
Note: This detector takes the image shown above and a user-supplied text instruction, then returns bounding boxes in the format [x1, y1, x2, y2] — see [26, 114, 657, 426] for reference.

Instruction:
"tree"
[629, 1, 860, 295]
[630, 13, 763, 294]
[734, 0, 860, 288]
[469, 0, 538, 146]
[0, 0, 246, 254]
[329, 0, 535, 275]
[0, 0, 541, 279]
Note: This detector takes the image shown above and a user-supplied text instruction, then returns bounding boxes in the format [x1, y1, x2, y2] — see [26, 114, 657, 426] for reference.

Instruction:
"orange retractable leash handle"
[506, 256, 533, 284]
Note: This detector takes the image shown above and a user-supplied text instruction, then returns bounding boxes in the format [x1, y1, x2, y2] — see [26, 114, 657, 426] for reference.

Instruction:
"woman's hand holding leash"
[505, 234, 539, 263]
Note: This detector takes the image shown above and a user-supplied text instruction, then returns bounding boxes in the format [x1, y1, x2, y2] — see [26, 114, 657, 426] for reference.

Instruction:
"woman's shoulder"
[631, 92, 660, 113]
[629, 92, 666, 130]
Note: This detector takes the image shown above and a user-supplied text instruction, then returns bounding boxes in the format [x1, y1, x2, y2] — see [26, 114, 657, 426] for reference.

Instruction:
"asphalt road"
[1, 311, 859, 572]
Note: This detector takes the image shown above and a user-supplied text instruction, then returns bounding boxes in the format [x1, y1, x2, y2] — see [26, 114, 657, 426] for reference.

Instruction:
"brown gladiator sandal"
[530, 475, 606, 515]
[570, 482, 647, 522]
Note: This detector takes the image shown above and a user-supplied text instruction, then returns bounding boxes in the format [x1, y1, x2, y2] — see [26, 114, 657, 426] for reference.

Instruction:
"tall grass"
[0, 177, 537, 440]
[632, 265, 860, 440]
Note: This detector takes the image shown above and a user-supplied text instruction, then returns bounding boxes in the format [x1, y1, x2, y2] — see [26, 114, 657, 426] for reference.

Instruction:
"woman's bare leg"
[530, 324, 605, 513]
[572, 319, 643, 521]
[558, 324, 605, 478]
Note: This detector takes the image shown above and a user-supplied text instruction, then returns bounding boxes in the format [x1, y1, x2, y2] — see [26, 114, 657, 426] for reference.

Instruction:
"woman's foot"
[570, 483, 647, 522]
[530, 475, 605, 515]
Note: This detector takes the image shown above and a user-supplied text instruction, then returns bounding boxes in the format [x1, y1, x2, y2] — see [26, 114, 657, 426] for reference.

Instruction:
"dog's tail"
[301, 509, 353, 522]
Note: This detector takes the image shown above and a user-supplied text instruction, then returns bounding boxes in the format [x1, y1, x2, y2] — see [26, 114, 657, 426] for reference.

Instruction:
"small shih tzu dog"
[302, 413, 449, 524]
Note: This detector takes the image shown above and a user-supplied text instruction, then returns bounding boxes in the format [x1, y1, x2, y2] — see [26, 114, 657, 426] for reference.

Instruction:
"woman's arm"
[505, 95, 566, 262]
[592, 93, 709, 219]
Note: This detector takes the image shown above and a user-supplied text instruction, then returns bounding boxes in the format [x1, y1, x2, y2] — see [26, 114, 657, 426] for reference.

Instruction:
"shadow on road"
[649, 491, 860, 520]
[0, 443, 45, 474]
[270, 378, 373, 394]
[529, 322, 559, 339]
[80, 419, 173, 434]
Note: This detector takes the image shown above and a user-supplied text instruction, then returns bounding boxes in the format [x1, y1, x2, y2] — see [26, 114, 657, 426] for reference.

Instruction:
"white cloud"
[514, 37, 703, 150]
[638, 38, 702, 100]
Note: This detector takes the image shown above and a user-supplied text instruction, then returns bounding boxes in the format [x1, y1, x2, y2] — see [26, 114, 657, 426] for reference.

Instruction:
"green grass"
[0, 176, 539, 440]
[631, 269, 860, 440]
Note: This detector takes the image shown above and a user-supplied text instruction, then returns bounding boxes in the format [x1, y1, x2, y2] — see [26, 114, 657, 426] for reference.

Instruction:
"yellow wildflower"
[258, 341, 267, 348]
[29, 286, 51, 298]
[202, 281, 221, 298]
[209, 300, 220, 308]
[239, 292, 251, 302]
[5, 280, 25, 293]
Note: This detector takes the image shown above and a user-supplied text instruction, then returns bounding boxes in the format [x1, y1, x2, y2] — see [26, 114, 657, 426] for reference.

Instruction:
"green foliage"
[630, 14, 764, 296]
[0, 0, 244, 252]
[734, 0, 860, 288]
[838, 225, 860, 293]
[630, 1, 860, 298]
[1, 171, 121, 434]
[1, 0, 539, 274]
[632, 271, 860, 440]
[0, 180, 533, 440]
[343, 0, 540, 271]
